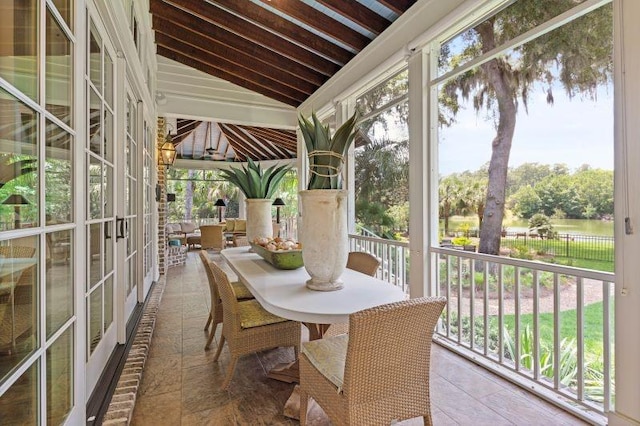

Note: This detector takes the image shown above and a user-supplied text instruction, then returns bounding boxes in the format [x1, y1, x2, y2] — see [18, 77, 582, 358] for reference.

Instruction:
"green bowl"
[251, 243, 304, 270]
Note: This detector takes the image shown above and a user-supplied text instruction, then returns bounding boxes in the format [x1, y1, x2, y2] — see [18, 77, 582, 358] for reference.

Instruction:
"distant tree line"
[440, 162, 613, 235]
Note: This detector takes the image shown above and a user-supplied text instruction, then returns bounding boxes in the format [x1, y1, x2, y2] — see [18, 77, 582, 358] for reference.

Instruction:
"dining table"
[221, 246, 406, 418]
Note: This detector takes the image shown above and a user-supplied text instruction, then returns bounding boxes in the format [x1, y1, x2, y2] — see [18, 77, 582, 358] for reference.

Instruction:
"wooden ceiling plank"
[150, 0, 327, 86]
[231, 125, 289, 159]
[315, 0, 391, 35]
[155, 30, 312, 98]
[376, 0, 416, 15]
[249, 127, 297, 149]
[160, 0, 340, 76]
[207, 0, 354, 66]
[225, 124, 277, 160]
[157, 47, 301, 106]
[220, 124, 270, 161]
[255, 0, 370, 51]
[245, 130, 294, 159]
[246, 130, 296, 152]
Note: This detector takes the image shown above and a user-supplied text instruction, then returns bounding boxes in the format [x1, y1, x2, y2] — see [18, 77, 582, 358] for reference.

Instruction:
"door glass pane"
[88, 223, 101, 288]
[46, 9, 72, 126]
[88, 155, 101, 219]
[104, 51, 113, 107]
[0, 88, 38, 232]
[51, 0, 73, 31]
[45, 120, 72, 225]
[0, 236, 39, 380]
[88, 287, 101, 354]
[104, 109, 113, 162]
[103, 275, 113, 331]
[127, 254, 136, 295]
[88, 88, 101, 155]
[88, 22, 101, 91]
[46, 327, 73, 425]
[0, 360, 38, 424]
[127, 178, 136, 216]
[0, 0, 38, 101]
[104, 165, 113, 218]
[46, 230, 72, 338]
[127, 220, 136, 256]
[104, 221, 113, 275]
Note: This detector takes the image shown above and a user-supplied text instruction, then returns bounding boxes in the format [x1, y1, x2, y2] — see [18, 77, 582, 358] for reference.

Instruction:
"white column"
[611, 0, 640, 424]
[408, 46, 438, 299]
[238, 191, 246, 219]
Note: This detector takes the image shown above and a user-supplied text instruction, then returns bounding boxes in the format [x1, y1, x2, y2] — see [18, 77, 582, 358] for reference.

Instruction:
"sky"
[438, 85, 614, 176]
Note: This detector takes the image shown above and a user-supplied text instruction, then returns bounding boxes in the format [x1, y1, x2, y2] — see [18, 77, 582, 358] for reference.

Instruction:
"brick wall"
[157, 118, 167, 275]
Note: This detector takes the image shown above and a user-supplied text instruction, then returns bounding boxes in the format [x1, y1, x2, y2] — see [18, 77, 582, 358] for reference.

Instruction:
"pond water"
[443, 216, 614, 236]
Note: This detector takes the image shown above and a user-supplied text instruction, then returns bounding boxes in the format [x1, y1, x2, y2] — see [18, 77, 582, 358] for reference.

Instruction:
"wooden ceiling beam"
[247, 127, 297, 151]
[233, 126, 293, 159]
[315, 0, 391, 35]
[160, 0, 340, 76]
[150, 0, 327, 86]
[208, 0, 354, 66]
[157, 46, 302, 106]
[256, 0, 370, 51]
[225, 124, 279, 160]
[377, 0, 416, 15]
[154, 24, 316, 96]
[219, 124, 268, 161]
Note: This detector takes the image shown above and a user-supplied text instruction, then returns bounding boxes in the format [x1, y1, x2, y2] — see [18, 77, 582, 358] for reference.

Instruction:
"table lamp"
[214, 198, 226, 222]
[2, 194, 30, 229]
[272, 198, 285, 224]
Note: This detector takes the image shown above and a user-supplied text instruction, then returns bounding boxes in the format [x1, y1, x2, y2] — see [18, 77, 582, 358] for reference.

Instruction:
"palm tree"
[439, 175, 463, 236]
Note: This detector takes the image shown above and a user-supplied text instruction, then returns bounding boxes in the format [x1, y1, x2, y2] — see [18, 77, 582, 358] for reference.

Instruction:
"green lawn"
[501, 301, 610, 355]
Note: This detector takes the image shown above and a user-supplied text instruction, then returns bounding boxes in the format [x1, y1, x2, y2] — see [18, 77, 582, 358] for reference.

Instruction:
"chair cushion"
[181, 222, 197, 233]
[237, 300, 289, 329]
[167, 223, 181, 234]
[301, 334, 348, 393]
[235, 220, 246, 232]
[226, 219, 235, 232]
[231, 281, 253, 300]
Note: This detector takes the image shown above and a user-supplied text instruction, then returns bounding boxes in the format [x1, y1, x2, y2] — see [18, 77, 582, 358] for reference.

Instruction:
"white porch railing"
[431, 247, 613, 422]
[348, 234, 410, 294]
[346, 234, 613, 422]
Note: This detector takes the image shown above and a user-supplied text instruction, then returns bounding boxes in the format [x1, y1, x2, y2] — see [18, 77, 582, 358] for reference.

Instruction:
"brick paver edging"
[101, 276, 167, 425]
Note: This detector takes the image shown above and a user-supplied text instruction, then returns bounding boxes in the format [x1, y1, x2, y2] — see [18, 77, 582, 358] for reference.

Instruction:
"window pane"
[88, 155, 101, 219]
[0, 88, 38, 232]
[104, 51, 113, 107]
[88, 22, 101, 91]
[45, 120, 72, 225]
[103, 275, 112, 331]
[0, 0, 38, 101]
[51, 0, 73, 31]
[0, 236, 39, 380]
[356, 69, 408, 117]
[88, 223, 102, 288]
[88, 87, 101, 155]
[46, 9, 72, 126]
[46, 230, 73, 338]
[0, 360, 38, 424]
[46, 327, 73, 425]
[88, 287, 101, 354]
[104, 221, 113, 275]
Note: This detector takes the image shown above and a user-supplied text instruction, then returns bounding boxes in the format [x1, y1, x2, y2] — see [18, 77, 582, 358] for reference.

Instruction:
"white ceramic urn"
[245, 199, 273, 244]
[299, 189, 348, 291]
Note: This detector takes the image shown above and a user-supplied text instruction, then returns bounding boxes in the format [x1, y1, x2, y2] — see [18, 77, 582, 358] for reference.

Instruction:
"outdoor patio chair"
[210, 261, 300, 389]
[200, 224, 226, 250]
[299, 297, 446, 426]
[232, 234, 249, 247]
[198, 251, 254, 350]
[325, 252, 381, 337]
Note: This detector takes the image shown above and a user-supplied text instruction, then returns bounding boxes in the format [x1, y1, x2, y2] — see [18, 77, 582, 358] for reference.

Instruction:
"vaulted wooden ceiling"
[150, 0, 416, 106]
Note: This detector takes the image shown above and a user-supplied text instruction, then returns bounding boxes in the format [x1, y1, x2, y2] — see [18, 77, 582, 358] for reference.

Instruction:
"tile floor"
[131, 251, 588, 425]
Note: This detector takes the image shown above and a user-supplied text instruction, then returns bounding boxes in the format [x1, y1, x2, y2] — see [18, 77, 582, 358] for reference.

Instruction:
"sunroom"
[0, 0, 638, 425]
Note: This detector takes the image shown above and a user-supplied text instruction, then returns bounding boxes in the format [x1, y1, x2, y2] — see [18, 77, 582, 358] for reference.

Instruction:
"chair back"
[342, 297, 446, 402]
[198, 250, 221, 310]
[346, 252, 380, 277]
[200, 224, 226, 250]
[209, 262, 241, 332]
[233, 235, 249, 247]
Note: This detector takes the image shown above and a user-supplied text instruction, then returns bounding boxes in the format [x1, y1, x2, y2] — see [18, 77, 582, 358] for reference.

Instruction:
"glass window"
[51, 0, 73, 31]
[0, 0, 38, 101]
[0, 88, 38, 232]
[356, 69, 408, 117]
[88, 22, 101, 92]
[46, 328, 73, 424]
[46, 230, 73, 338]
[0, 361, 38, 424]
[0, 236, 39, 380]
[88, 287, 101, 354]
[46, 9, 73, 126]
[45, 120, 73, 225]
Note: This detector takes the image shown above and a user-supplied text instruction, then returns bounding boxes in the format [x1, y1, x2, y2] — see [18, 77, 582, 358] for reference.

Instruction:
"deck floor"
[131, 251, 587, 425]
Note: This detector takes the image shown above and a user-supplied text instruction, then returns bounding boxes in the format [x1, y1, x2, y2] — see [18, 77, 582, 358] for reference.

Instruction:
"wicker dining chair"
[299, 297, 446, 426]
[346, 251, 380, 277]
[198, 251, 254, 350]
[325, 252, 382, 338]
[200, 224, 226, 250]
[210, 262, 301, 389]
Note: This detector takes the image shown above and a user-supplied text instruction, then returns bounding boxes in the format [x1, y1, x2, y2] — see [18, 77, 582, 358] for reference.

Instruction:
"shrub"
[452, 236, 472, 246]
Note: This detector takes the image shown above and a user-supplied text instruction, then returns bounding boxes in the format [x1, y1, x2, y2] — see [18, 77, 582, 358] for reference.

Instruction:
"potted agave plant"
[298, 111, 358, 291]
[219, 158, 290, 244]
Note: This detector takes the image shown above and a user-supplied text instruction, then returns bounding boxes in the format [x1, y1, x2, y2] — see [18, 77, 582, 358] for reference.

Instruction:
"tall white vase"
[245, 199, 273, 243]
[299, 189, 348, 291]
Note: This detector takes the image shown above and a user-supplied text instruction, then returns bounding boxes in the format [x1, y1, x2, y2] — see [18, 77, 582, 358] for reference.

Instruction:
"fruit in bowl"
[252, 237, 302, 252]
[250, 237, 303, 270]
